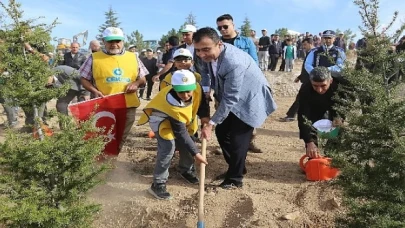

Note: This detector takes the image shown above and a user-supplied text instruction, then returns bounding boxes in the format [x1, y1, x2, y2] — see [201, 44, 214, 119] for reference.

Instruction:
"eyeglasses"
[217, 25, 229, 30]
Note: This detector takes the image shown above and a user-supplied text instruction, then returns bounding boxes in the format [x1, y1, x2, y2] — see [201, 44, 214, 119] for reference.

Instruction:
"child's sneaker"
[180, 171, 199, 184]
[148, 183, 172, 200]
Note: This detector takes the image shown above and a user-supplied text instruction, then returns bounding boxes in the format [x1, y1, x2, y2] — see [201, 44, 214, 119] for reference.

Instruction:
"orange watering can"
[299, 154, 340, 181]
[33, 123, 54, 139]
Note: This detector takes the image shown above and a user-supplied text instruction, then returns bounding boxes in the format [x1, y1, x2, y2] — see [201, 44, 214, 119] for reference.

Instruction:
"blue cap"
[322, 30, 336, 38]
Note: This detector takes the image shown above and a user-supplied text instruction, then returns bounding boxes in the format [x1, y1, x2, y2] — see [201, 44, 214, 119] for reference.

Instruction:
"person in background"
[139, 48, 158, 100]
[216, 14, 258, 64]
[280, 37, 314, 122]
[140, 49, 147, 59]
[305, 30, 346, 77]
[279, 34, 291, 71]
[258, 29, 271, 70]
[47, 52, 54, 66]
[153, 36, 179, 82]
[250, 29, 259, 52]
[268, 34, 282, 71]
[333, 32, 347, 52]
[61, 42, 86, 70]
[283, 39, 297, 72]
[89, 40, 101, 53]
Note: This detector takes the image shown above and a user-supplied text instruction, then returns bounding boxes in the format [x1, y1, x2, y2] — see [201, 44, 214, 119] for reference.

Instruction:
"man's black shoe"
[180, 172, 199, 184]
[219, 179, 243, 189]
[214, 167, 247, 180]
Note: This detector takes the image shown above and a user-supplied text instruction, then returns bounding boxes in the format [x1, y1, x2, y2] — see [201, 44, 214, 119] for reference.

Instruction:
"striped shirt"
[79, 49, 149, 80]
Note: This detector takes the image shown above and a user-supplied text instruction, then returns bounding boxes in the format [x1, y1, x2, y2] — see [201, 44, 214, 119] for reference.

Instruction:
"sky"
[4, 0, 405, 47]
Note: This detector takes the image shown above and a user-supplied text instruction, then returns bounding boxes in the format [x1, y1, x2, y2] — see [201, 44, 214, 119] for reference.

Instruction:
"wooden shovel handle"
[198, 138, 207, 225]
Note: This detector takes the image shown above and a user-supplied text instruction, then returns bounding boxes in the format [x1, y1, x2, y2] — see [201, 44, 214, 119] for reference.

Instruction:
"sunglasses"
[217, 25, 229, 30]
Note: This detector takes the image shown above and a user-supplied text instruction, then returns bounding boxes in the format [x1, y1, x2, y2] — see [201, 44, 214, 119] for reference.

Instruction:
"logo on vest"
[106, 68, 130, 83]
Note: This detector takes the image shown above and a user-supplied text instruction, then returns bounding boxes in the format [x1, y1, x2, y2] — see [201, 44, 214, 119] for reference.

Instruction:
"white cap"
[181, 24, 197, 33]
[128, 44, 136, 49]
[141, 49, 146, 52]
[102, 27, 125, 41]
[157, 50, 162, 53]
[171, 69, 197, 92]
[261, 28, 267, 31]
[173, 48, 193, 59]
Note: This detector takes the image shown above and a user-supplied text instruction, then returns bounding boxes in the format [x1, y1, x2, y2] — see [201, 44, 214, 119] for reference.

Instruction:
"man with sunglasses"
[80, 27, 148, 152]
[305, 30, 346, 77]
[216, 14, 258, 64]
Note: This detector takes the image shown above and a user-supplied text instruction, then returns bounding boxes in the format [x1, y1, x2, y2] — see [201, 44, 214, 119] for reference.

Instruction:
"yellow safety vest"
[138, 84, 202, 140]
[92, 51, 140, 108]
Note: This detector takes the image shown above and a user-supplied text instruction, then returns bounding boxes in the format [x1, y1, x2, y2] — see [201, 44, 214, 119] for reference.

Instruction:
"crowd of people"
[1, 14, 405, 201]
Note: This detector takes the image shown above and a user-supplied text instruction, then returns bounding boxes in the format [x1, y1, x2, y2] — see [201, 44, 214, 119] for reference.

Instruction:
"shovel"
[197, 138, 207, 228]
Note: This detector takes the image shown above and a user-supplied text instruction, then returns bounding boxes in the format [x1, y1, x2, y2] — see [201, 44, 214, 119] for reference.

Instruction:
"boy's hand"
[195, 153, 208, 165]
[294, 77, 300, 83]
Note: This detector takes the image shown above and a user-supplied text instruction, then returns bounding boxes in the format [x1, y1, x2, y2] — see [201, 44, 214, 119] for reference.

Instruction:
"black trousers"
[279, 58, 286, 71]
[286, 94, 299, 118]
[215, 112, 254, 182]
[139, 75, 154, 98]
[268, 54, 279, 71]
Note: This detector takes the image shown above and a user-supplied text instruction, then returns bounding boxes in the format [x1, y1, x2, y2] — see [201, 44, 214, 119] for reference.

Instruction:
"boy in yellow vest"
[138, 69, 209, 200]
[159, 48, 202, 90]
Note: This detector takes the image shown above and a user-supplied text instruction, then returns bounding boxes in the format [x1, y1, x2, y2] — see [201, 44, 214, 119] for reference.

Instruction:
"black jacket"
[62, 52, 86, 70]
[268, 41, 282, 55]
[297, 77, 348, 144]
[141, 57, 158, 77]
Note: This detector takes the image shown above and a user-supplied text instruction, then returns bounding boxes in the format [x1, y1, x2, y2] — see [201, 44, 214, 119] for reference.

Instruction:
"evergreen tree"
[274, 27, 289, 38]
[126, 30, 149, 50]
[239, 16, 252, 37]
[0, 1, 109, 227]
[335, 28, 357, 44]
[185, 12, 197, 26]
[324, 0, 405, 227]
[97, 6, 121, 42]
[158, 28, 180, 48]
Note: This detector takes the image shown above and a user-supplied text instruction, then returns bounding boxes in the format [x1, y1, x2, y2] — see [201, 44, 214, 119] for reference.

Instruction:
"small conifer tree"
[0, 1, 109, 227]
[325, 0, 405, 227]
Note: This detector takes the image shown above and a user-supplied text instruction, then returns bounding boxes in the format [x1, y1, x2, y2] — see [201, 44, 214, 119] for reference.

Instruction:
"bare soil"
[0, 60, 344, 227]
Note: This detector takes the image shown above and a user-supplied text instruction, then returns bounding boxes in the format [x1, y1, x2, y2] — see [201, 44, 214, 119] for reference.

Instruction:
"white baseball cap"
[181, 24, 197, 33]
[171, 69, 197, 92]
[173, 48, 193, 59]
[102, 27, 124, 41]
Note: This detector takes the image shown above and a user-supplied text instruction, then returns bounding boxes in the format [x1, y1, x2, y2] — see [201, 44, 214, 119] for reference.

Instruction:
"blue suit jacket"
[203, 43, 277, 128]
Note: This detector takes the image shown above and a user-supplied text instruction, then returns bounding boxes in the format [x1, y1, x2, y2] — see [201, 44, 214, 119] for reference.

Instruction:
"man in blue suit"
[195, 27, 277, 189]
